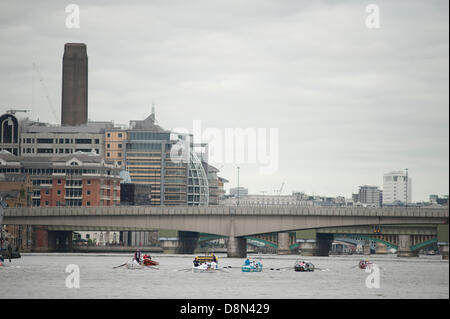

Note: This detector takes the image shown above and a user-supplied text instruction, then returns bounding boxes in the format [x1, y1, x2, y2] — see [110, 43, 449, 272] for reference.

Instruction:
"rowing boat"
[192, 262, 218, 273]
[241, 261, 263, 272]
[294, 261, 315, 272]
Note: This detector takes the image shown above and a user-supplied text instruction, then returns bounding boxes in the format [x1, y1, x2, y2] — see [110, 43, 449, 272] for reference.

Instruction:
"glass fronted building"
[124, 113, 209, 206]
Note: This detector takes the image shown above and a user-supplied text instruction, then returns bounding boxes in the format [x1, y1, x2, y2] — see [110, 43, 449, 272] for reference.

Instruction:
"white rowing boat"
[192, 261, 218, 273]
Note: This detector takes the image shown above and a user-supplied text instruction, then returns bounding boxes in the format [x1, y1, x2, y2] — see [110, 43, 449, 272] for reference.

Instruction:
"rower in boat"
[294, 260, 315, 272]
[358, 259, 372, 269]
[241, 259, 263, 272]
[192, 254, 219, 272]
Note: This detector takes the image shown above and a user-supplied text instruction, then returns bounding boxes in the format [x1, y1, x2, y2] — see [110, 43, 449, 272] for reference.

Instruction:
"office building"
[0, 150, 121, 207]
[383, 170, 412, 205]
[357, 185, 382, 207]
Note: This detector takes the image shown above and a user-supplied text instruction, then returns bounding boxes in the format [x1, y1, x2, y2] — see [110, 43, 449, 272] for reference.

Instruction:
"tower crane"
[32, 62, 58, 123]
[278, 182, 285, 196]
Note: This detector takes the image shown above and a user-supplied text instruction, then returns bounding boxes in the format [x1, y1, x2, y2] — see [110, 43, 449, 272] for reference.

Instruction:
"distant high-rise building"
[358, 185, 382, 207]
[61, 43, 88, 126]
[383, 170, 412, 205]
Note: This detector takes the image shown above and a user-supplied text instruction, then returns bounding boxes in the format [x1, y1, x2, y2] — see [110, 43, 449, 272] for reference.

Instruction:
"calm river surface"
[0, 253, 448, 299]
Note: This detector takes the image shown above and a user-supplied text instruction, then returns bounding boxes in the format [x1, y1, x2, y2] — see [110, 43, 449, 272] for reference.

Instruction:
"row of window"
[22, 138, 100, 145]
[128, 143, 162, 151]
[129, 132, 170, 141]
[126, 160, 161, 165]
[126, 152, 162, 157]
[106, 143, 122, 149]
[35, 148, 99, 154]
[106, 133, 123, 138]
[127, 169, 161, 175]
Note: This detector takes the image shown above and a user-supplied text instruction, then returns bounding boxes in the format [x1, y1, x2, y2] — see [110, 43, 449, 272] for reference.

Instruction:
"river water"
[0, 253, 448, 299]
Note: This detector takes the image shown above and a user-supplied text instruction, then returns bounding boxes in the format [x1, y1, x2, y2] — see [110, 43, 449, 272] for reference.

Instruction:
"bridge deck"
[3, 206, 449, 218]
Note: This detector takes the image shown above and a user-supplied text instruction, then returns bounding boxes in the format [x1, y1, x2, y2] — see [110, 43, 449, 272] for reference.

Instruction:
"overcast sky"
[0, 0, 448, 201]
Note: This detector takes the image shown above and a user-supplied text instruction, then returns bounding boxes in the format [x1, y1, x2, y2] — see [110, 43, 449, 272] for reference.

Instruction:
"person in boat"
[193, 257, 200, 267]
[245, 258, 250, 266]
[134, 250, 141, 263]
[211, 253, 217, 263]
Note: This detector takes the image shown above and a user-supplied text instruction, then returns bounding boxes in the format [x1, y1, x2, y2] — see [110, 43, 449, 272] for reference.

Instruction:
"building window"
[57, 190, 61, 195]
[87, 190, 91, 195]
[87, 180, 91, 185]
[107, 153, 110, 157]
[87, 201, 91, 206]
[45, 201, 49, 206]
[107, 144, 110, 148]
[118, 133, 122, 138]
[58, 179, 62, 184]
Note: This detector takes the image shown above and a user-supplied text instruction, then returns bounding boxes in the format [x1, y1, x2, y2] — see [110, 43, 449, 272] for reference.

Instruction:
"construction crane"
[277, 182, 285, 196]
[32, 62, 58, 123]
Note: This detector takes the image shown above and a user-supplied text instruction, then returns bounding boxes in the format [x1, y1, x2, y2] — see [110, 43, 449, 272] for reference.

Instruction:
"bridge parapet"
[4, 206, 449, 218]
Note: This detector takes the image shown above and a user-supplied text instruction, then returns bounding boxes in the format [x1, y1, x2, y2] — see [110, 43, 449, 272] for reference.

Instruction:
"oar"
[217, 268, 229, 273]
[174, 268, 193, 272]
[113, 262, 128, 269]
[269, 266, 291, 271]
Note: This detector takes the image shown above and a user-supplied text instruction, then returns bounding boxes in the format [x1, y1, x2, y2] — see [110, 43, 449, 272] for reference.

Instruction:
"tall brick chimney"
[61, 43, 88, 126]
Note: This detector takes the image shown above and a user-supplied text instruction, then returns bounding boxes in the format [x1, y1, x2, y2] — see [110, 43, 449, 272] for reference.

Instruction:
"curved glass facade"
[188, 152, 209, 206]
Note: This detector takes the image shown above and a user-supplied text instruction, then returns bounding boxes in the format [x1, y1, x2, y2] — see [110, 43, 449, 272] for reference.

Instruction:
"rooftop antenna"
[150, 102, 156, 124]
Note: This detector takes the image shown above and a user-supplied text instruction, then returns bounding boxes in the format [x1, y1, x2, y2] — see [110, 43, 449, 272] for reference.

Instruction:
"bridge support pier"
[48, 230, 73, 252]
[227, 236, 247, 258]
[32, 226, 49, 252]
[363, 240, 371, 256]
[277, 232, 291, 255]
[375, 242, 388, 254]
[176, 231, 199, 254]
[298, 241, 316, 256]
[397, 235, 418, 257]
[315, 234, 333, 256]
[438, 243, 449, 260]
